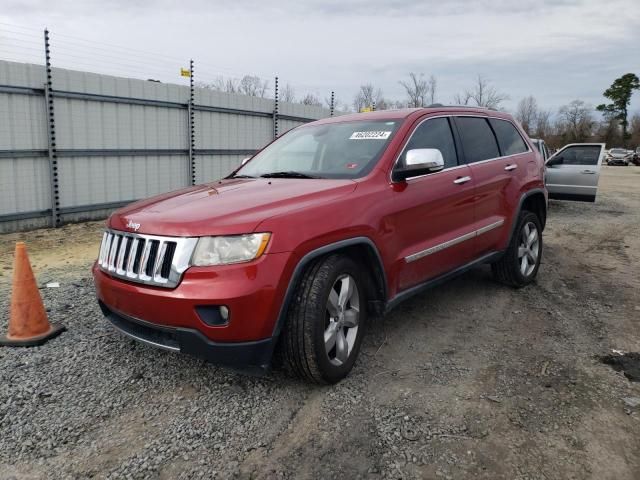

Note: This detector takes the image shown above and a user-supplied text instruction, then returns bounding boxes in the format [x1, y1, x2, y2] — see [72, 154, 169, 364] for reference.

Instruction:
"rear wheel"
[280, 254, 367, 384]
[492, 210, 543, 288]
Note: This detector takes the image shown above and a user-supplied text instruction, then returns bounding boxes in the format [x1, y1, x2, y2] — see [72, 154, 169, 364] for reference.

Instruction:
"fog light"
[195, 306, 229, 326]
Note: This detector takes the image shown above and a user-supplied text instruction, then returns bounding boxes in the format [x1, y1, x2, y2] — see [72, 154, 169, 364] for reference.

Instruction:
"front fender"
[270, 237, 387, 338]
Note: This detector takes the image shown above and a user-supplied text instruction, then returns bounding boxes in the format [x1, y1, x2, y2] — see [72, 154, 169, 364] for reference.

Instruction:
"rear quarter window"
[489, 119, 529, 156]
[455, 117, 500, 163]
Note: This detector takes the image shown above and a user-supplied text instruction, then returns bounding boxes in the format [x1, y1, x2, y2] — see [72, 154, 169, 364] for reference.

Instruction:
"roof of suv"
[314, 106, 512, 124]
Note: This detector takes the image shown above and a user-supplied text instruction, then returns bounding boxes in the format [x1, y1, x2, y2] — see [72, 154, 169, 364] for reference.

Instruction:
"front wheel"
[492, 210, 543, 288]
[279, 254, 367, 384]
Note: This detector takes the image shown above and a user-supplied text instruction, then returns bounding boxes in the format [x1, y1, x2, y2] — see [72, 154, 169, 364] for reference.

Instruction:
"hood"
[108, 178, 357, 236]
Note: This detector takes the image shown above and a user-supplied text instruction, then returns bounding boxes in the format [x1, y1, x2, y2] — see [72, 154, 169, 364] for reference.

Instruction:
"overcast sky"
[1, 0, 639, 114]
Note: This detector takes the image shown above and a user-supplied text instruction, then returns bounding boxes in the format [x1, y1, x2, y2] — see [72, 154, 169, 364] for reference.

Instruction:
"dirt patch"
[0, 221, 104, 281]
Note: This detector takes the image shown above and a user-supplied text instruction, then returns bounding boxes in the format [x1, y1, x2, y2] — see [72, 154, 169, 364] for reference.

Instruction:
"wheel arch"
[508, 189, 547, 247]
[271, 237, 387, 339]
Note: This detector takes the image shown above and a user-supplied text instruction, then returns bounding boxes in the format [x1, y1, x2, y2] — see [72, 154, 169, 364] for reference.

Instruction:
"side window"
[556, 145, 600, 166]
[455, 117, 500, 163]
[489, 119, 528, 156]
[400, 117, 458, 169]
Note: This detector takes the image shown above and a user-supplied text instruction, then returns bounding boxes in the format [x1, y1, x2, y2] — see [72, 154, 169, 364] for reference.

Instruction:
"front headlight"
[191, 233, 271, 266]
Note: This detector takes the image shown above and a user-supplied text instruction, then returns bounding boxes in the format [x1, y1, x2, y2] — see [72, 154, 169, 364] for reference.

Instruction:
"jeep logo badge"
[126, 219, 141, 232]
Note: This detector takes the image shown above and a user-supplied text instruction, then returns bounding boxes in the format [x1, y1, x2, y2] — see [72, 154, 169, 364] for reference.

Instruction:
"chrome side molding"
[405, 219, 505, 263]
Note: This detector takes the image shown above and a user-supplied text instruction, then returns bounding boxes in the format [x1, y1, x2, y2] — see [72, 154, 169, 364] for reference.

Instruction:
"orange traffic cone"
[0, 242, 65, 347]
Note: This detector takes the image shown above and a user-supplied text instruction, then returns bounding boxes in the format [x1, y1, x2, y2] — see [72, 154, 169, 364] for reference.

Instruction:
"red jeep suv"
[93, 106, 547, 384]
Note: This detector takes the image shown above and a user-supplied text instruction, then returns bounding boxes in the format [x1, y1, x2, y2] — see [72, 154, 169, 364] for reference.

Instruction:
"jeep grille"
[98, 230, 197, 288]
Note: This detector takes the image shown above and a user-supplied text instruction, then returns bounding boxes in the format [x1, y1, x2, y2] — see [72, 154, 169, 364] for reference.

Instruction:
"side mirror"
[393, 149, 444, 182]
[546, 156, 562, 167]
[241, 157, 251, 166]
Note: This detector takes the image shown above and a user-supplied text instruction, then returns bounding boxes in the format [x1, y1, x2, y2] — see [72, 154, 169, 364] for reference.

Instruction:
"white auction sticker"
[349, 131, 391, 140]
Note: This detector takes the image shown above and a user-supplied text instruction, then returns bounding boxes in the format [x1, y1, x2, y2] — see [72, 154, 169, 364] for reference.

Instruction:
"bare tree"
[399, 73, 429, 107]
[280, 84, 295, 103]
[557, 100, 594, 143]
[353, 83, 386, 111]
[324, 96, 352, 113]
[389, 100, 408, 109]
[455, 75, 509, 109]
[197, 77, 240, 94]
[378, 100, 390, 110]
[453, 91, 472, 105]
[323, 95, 341, 110]
[515, 96, 538, 134]
[596, 116, 621, 147]
[470, 75, 509, 108]
[199, 75, 269, 97]
[300, 93, 322, 107]
[534, 109, 553, 139]
[427, 75, 437, 104]
[239, 75, 269, 98]
[399, 73, 438, 107]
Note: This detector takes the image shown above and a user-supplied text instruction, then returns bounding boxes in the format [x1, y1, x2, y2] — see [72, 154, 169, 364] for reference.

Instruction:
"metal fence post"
[188, 59, 196, 186]
[44, 28, 61, 227]
[330, 91, 335, 117]
[273, 76, 279, 139]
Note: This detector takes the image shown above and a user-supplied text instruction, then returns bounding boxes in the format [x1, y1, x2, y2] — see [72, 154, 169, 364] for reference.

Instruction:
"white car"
[545, 143, 605, 202]
[606, 148, 631, 166]
[530, 138, 550, 162]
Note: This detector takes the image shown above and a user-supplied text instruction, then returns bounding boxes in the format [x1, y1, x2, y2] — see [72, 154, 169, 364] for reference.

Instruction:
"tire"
[492, 210, 543, 288]
[279, 254, 367, 384]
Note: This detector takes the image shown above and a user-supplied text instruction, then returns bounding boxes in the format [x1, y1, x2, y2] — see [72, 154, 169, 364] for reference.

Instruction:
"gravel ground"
[1, 166, 640, 479]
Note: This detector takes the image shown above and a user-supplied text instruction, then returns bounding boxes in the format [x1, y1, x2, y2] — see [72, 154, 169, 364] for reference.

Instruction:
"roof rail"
[426, 104, 498, 111]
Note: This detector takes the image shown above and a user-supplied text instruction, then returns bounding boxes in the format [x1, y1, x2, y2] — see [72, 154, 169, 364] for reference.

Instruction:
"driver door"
[545, 143, 605, 202]
[390, 116, 476, 291]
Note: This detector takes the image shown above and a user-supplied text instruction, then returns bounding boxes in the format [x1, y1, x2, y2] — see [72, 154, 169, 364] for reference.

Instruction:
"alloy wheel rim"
[518, 221, 539, 277]
[324, 274, 360, 366]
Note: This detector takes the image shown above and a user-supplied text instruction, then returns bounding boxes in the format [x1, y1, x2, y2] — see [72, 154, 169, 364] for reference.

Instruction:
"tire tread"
[280, 254, 365, 384]
[492, 210, 542, 288]
[281, 256, 328, 383]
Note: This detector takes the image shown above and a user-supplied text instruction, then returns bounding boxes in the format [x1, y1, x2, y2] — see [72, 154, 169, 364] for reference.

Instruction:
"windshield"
[233, 120, 400, 179]
[611, 149, 626, 154]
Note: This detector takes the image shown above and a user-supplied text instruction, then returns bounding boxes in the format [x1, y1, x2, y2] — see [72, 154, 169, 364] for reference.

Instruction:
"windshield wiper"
[228, 174, 255, 179]
[260, 171, 322, 179]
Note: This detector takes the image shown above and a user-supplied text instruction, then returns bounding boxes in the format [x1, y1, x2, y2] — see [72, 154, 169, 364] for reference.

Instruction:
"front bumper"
[93, 251, 293, 348]
[99, 302, 274, 369]
[607, 158, 629, 165]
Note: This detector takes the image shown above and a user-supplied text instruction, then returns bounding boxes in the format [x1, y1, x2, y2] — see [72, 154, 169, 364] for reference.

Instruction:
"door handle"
[453, 176, 471, 185]
[581, 170, 596, 174]
[504, 164, 518, 171]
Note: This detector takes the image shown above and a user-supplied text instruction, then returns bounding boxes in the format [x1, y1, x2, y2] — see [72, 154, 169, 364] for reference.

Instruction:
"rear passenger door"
[545, 143, 604, 202]
[454, 116, 528, 257]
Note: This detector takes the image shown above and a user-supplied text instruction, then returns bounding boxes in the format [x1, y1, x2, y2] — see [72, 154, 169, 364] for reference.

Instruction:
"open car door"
[545, 143, 605, 202]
